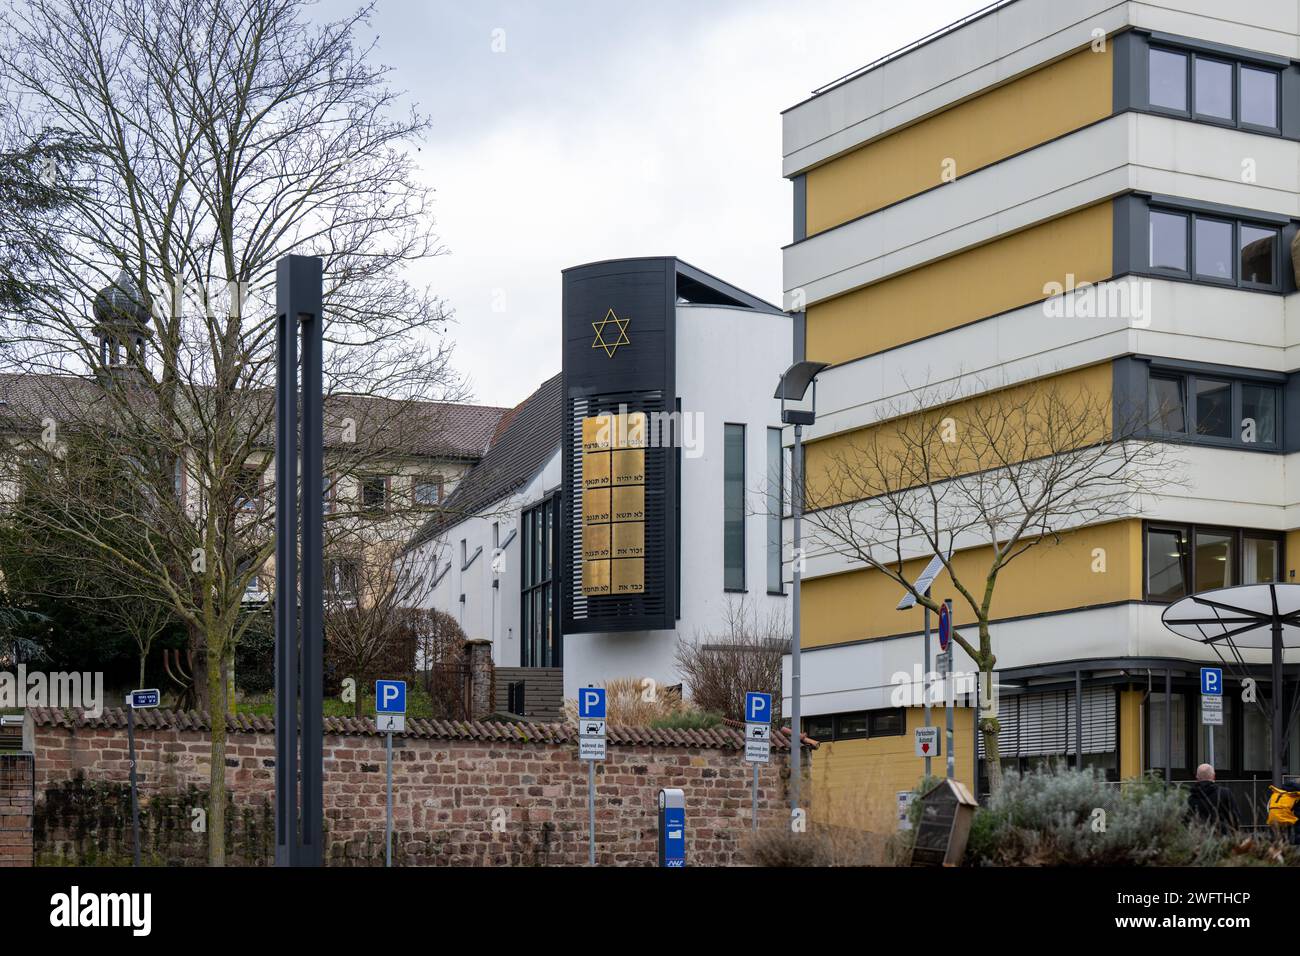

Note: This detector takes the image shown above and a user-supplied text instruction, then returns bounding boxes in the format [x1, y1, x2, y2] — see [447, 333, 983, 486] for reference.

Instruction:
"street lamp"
[775, 360, 829, 814]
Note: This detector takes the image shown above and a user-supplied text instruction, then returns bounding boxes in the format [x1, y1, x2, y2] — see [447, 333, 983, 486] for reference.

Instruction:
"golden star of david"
[591, 308, 630, 358]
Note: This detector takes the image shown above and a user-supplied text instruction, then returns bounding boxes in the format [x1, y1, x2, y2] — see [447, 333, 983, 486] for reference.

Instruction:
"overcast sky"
[316, 0, 988, 408]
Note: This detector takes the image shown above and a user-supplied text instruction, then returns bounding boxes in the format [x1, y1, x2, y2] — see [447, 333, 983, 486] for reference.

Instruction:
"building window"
[1193, 217, 1233, 281]
[234, 466, 261, 511]
[1145, 368, 1280, 448]
[1240, 225, 1279, 287]
[1144, 523, 1281, 601]
[1147, 526, 1188, 601]
[1244, 534, 1280, 584]
[361, 475, 388, 514]
[766, 427, 783, 594]
[1240, 65, 1280, 129]
[1149, 48, 1188, 112]
[800, 708, 905, 742]
[1194, 378, 1231, 438]
[723, 423, 745, 591]
[868, 709, 905, 737]
[1148, 375, 1186, 433]
[414, 476, 443, 507]
[1193, 529, 1234, 590]
[326, 556, 361, 602]
[1148, 44, 1281, 133]
[1193, 56, 1233, 121]
[521, 494, 560, 667]
[1147, 206, 1283, 291]
[1149, 210, 1188, 272]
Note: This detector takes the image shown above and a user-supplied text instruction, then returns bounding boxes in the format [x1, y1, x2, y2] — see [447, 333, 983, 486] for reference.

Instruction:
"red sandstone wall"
[28, 719, 790, 866]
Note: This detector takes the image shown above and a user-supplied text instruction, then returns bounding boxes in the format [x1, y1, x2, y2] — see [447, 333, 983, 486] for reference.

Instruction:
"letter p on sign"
[375, 679, 406, 715]
[579, 687, 607, 720]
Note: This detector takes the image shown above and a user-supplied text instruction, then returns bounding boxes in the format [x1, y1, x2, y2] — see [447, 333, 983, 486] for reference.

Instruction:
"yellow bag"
[1267, 786, 1300, 826]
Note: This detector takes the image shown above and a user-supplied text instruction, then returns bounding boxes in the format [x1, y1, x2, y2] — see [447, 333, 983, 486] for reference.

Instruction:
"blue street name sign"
[128, 689, 159, 709]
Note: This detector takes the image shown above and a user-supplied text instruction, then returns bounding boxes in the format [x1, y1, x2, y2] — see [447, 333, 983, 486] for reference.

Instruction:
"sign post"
[744, 692, 772, 831]
[375, 679, 406, 867]
[125, 689, 159, 867]
[578, 687, 607, 866]
[1200, 666, 1223, 765]
[897, 553, 948, 779]
[939, 600, 954, 780]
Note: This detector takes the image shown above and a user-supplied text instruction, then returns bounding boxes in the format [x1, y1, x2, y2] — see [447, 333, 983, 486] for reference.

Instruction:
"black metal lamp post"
[774, 360, 829, 813]
[274, 255, 325, 866]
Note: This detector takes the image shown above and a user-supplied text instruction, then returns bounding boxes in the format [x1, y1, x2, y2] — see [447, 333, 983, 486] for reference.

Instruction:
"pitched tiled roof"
[408, 372, 563, 548]
[26, 707, 804, 750]
[0, 373, 509, 461]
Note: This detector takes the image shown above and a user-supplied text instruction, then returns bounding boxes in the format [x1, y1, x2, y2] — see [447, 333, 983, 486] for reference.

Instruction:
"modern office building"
[408, 257, 790, 709]
[782, 0, 1300, 831]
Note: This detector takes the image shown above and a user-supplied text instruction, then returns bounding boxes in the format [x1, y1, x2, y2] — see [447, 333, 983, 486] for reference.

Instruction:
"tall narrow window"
[1194, 378, 1232, 438]
[1192, 57, 1233, 120]
[1193, 529, 1234, 590]
[1240, 225, 1278, 287]
[1147, 527, 1188, 601]
[1149, 210, 1188, 272]
[1193, 218, 1233, 281]
[724, 424, 745, 591]
[1243, 535, 1280, 584]
[1148, 375, 1187, 433]
[521, 494, 560, 667]
[766, 427, 783, 594]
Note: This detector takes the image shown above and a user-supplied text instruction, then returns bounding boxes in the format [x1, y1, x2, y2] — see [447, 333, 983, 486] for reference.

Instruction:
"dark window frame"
[723, 422, 746, 592]
[1147, 43, 1282, 135]
[1144, 367, 1282, 450]
[1142, 521, 1284, 602]
[1145, 206, 1282, 292]
[799, 707, 906, 742]
[766, 426, 785, 595]
[521, 492, 561, 668]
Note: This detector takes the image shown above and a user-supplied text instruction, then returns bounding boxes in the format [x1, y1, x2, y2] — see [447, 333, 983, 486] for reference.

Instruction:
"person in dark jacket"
[1187, 763, 1241, 834]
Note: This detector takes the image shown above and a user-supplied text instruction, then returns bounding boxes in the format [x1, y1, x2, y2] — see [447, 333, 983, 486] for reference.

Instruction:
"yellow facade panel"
[804, 46, 1113, 234]
[804, 363, 1114, 509]
[805, 202, 1114, 366]
[809, 707, 975, 833]
[801, 519, 1143, 649]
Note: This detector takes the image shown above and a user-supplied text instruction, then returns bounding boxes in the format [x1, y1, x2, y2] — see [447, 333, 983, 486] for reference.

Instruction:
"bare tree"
[0, 0, 463, 864]
[801, 372, 1173, 791]
[676, 596, 787, 720]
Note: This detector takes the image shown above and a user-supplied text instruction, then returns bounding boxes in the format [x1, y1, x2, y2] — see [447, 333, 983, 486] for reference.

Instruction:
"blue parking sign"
[745, 692, 772, 724]
[375, 679, 406, 714]
[1201, 667, 1223, 696]
[578, 687, 606, 720]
